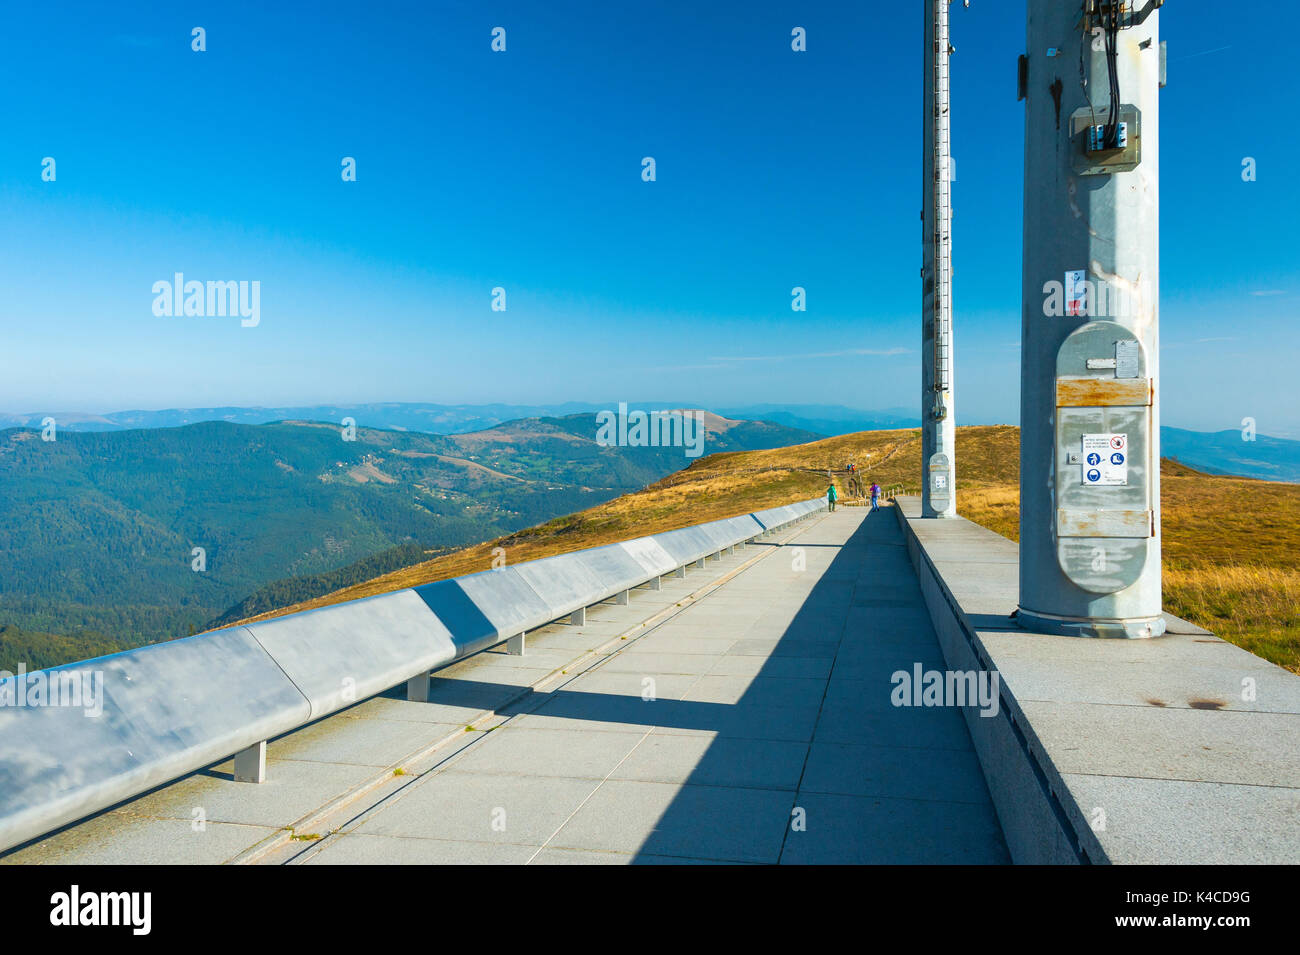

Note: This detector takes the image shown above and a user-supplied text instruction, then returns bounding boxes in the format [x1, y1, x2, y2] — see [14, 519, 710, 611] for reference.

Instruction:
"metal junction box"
[1070, 104, 1141, 176]
[1054, 320, 1154, 594]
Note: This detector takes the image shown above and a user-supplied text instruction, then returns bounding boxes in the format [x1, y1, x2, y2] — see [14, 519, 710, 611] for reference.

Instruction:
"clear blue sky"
[1, 1, 1296, 434]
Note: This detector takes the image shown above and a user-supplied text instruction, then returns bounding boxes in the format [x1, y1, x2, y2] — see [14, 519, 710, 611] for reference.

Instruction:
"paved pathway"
[5, 505, 1007, 865]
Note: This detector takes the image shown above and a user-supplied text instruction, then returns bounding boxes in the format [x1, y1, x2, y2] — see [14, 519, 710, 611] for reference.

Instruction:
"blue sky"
[1, 1, 1296, 434]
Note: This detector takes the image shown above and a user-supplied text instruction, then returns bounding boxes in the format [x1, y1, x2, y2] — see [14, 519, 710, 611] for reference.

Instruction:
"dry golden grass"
[957, 485, 1021, 541]
[233, 424, 1300, 674]
[1163, 564, 1300, 672]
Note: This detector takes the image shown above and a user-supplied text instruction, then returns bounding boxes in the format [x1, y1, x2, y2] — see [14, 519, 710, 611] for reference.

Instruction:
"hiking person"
[870, 482, 881, 511]
[828, 481, 838, 512]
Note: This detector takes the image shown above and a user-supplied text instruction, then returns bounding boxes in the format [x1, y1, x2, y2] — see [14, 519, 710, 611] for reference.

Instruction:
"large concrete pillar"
[921, 0, 957, 518]
[1017, 1, 1164, 638]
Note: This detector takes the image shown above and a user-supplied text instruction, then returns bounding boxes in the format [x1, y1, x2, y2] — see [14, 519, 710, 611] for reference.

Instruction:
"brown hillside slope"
[233, 425, 1299, 673]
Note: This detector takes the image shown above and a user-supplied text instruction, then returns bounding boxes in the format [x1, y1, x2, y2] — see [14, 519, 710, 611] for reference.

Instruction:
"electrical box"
[1086, 122, 1127, 152]
[1054, 321, 1154, 593]
[928, 451, 952, 513]
[1070, 105, 1141, 175]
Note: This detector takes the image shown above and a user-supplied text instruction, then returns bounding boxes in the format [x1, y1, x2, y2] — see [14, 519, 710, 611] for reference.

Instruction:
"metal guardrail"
[0, 497, 827, 853]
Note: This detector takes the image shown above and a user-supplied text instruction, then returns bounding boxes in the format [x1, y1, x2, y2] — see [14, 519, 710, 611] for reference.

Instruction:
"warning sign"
[1082, 433, 1128, 486]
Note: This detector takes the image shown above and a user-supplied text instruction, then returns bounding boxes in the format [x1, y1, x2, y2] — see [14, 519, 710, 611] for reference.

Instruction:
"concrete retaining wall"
[893, 495, 1300, 865]
[895, 500, 1088, 863]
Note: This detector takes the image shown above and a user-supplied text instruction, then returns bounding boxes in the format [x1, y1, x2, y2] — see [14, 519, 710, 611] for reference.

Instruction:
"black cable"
[1103, 0, 1122, 148]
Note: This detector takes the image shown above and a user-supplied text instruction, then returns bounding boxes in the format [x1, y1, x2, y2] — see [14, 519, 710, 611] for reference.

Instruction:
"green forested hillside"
[0, 412, 818, 669]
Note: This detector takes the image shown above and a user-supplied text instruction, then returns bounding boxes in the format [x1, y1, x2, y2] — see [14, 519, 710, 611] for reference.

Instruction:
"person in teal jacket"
[827, 482, 838, 512]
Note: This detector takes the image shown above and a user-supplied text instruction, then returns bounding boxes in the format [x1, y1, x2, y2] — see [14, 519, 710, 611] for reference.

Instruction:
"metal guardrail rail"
[0, 497, 827, 853]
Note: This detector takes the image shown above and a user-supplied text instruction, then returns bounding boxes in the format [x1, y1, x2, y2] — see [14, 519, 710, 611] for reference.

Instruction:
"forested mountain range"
[0, 412, 818, 669]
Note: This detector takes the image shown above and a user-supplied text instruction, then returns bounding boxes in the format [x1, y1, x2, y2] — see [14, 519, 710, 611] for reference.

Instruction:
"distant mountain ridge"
[3, 401, 827, 437]
[8, 403, 1291, 484]
[2, 400, 915, 439]
[1160, 428, 1300, 484]
[0, 410, 819, 669]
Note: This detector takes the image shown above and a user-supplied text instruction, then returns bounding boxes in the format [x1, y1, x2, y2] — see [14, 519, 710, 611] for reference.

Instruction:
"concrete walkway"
[897, 496, 1300, 864]
[4, 505, 1007, 865]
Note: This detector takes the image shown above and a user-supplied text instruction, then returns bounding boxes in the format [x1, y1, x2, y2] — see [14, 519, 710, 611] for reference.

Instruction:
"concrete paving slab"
[823, 676, 917, 711]
[505, 711, 654, 736]
[622, 635, 738, 655]
[548, 779, 792, 863]
[779, 792, 1009, 865]
[563, 670, 700, 701]
[727, 638, 839, 658]
[1017, 700, 1300, 787]
[599, 651, 726, 674]
[272, 714, 462, 768]
[978, 630, 1300, 714]
[707, 654, 834, 680]
[610, 735, 807, 791]
[681, 675, 827, 708]
[801, 741, 993, 804]
[814, 702, 974, 751]
[306, 832, 538, 865]
[528, 846, 736, 864]
[1056, 773, 1300, 864]
[2, 812, 277, 865]
[649, 702, 823, 742]
[439, 726, 646, 780]
[354, 771, 600, 846]
[93, 757, 382, 828]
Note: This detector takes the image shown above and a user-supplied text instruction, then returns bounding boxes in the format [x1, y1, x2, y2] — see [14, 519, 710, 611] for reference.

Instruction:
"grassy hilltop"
[237, 424, 1299, 673]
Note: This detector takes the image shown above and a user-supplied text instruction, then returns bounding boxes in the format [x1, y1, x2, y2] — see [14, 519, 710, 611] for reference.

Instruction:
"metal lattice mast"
[933, 0, 952, 399]
[922, 0, 957, 518]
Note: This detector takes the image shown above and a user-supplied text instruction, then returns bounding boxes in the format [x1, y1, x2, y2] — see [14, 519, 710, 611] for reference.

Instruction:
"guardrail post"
[695, 557, 706, 569]
[507, 632, 526, 655]
[615, 590, 630, 605]
[674, 566, 686, 578]
[406, 671, 429, 702]
[233, 740, 267, 784]
[569, 606, 586, 625]
[649, 576, 662, 591]
[711, 551, 722, 560]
